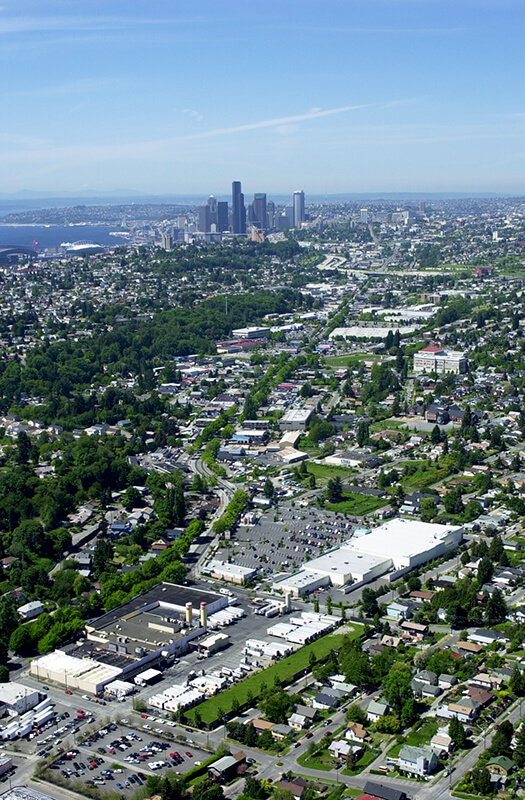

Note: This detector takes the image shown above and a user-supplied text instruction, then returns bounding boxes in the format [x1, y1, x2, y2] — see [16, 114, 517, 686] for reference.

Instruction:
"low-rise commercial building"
[0, 683, 40, 717]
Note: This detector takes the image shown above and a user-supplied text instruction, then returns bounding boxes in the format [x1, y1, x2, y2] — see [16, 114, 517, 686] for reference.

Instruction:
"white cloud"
[182, 109, 203, 122]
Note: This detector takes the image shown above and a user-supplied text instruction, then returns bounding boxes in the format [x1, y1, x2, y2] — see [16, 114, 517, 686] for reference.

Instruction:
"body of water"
[0, 225, 129, 249]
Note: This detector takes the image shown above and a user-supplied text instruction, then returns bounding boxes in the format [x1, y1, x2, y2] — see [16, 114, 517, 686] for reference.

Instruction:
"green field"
[306, 463, 357, 481]
[398, 460, 448, 491]
[185, 626, 363, 725]
[369, 419, 407, 434]
[326, 493, 388, 516]
[324, 354, 380, 368]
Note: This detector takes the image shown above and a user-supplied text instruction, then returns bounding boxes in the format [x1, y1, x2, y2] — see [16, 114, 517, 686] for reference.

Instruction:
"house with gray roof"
[398, 744, 438, 777]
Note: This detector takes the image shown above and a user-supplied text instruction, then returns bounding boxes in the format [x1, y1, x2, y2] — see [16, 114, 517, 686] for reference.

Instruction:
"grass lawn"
[405, 718, 439, 746]
[326, 493, 388, 516]
[185, 626, 363, 725]
[342, 747, 380, 775]
[297, 748, 334, 772]
[369, 419, 407, 433]
[306, 463, 358, 481]
[398, 460, 448, 491]
[345, 791, 365, 798]
[324, 354, 380, 368]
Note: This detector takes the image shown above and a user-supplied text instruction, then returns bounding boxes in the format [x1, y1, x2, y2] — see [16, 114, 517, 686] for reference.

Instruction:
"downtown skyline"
[1, 0, 524, 196]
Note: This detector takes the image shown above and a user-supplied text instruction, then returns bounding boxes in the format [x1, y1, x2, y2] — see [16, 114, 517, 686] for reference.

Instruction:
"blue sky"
[1, 0, 524, 195]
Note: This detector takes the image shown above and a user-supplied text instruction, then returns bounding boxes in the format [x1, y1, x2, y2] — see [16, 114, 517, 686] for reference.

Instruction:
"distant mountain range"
[0, 189, 514, 202]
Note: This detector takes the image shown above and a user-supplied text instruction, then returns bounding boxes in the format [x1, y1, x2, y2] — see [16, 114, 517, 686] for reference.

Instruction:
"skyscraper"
[232, 181, 246, 234]
[293, 190, 305, 227]
[360, 208, 368, 224]
[217, 201, 229, 233]
[198, 205, 211, 233]
[207, 195, 218, 228]
[252, 193, 267, 231]
[267, 200, 275, 229]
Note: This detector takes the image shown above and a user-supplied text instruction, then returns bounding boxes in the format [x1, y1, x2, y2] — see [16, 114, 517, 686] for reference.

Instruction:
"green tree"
[326, 476, 343, 503]
[93, 539, 114, 577]
[431, 424, 442, 445]
[485, 588, 507, 625]
[510, 664, 524, 696]
[346, 703, 367, 725]
[488, 535, 504, 561]
[16, 431, 31, 464]
[514, 723, 525, 767]
[490, 720, 514, 757]
[382, 663, 412, 714]
[192, 779, 224, 800]
[471, 767, 491, 794]
[448, 716, 467, 749]
[361, 588, 379, 617]
[477, 556, 494, 586]
[356, 421, 369, 448]
[400, 698, 417, 728]
[420, 497, 437, 522]
[243, 394, 257, 421]
[9, 625, 33, 655]
[263, 478, 274, 499]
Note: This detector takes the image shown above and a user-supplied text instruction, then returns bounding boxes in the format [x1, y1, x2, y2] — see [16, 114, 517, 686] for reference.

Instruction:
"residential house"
[438, 674, 458, 690]
[312, 690, 340, 710]
[271, 724, 292, 741]
[278, 777, 308, 800]
[469, 672, 503, 691]
[398, 744, 438, 777]
[386, 601, 414, 620]
[346, 721, 370, 744]
[360, 783, 407, 800]
[399, 620, 428, 638]
[468, 629, 508, 647]
[430, 729, 453, 757]
[467, 687, 495, 708]
[436, 697, 480, 724]
[250, 719, 274, 735]
[367, 700, 389, 722]
[453, 641, 483, 657]
[329, 739, 361, 761]
[486, 756, 515, 782]
[208, 751, 246, 783]
[288, 705, 318, 731]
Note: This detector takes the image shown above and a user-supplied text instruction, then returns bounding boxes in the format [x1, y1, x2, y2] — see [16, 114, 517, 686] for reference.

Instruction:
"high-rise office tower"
[252, 193, 267, 231]
[419, 201, 426, 215]
[232, 181, 246, 234]
[293, 190, 305, 227]
[198, 205, 211, 233]
[267, 200, 275, 229]
[207, 195, 218, 228]
[217, 201, 229, 233]
[360, 208, 368, 224]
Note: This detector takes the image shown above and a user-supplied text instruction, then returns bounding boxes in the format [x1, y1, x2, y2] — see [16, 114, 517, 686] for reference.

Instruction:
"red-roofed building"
[414, 347, 468, 374]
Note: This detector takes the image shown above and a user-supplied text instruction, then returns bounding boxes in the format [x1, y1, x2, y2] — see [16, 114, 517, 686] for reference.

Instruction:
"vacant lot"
[306, 463, 358, 482]
[398, 460, 448, 491]
[326, 493, 388, 516]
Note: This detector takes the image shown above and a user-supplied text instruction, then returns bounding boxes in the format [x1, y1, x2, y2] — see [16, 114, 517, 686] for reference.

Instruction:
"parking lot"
[4, 699, 96, 759]
[44, 719, 212, 796]
[213, 501, 356, 578]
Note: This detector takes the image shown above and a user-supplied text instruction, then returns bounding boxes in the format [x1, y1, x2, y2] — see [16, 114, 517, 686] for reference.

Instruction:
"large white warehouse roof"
[348, 518, 463, 569]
